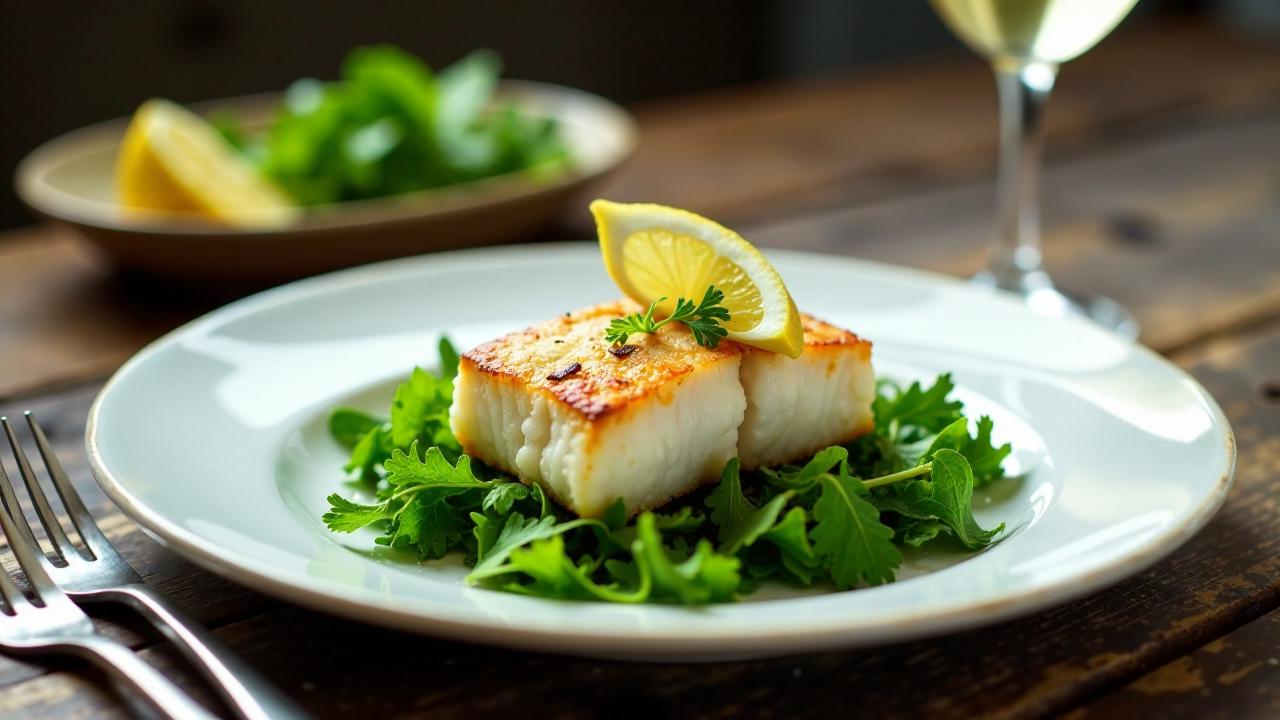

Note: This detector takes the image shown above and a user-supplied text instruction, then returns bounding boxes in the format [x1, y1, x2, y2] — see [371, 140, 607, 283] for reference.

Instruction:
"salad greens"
[217, 46, 571, 206]
[323, 339, 1012, 604]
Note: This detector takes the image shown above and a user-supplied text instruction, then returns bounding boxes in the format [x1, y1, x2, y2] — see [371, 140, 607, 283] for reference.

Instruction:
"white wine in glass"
[930, 0, 1141, 337]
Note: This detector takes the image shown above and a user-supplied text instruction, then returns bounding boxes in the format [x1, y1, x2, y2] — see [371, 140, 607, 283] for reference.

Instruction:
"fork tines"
[0, 414, 100, 567]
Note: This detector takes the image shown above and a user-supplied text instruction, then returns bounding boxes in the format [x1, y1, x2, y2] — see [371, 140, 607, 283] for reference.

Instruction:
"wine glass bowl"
[931, 0, 1140, 66]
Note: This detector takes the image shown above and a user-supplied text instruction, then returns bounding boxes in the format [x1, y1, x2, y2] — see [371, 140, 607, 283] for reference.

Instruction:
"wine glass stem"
[988, 59, 1058, 293]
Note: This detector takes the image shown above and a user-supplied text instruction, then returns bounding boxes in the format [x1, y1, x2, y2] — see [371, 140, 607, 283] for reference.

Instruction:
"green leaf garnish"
[632, 513, 740, 604]
[328, 408, 384, 449]
[912, 449, 1005, 548]
[921, 417, 1012, 488]
[810, 465, 901, 588]
[874, 373, 965, 443]
[604, 285, 730, 348]
[705, 458, 794, 554]
[390, 367, 457, 450]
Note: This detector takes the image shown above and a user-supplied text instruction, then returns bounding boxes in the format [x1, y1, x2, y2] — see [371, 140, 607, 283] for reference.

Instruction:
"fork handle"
[84, 584, 309, 720]
[63, 634, 218, 719]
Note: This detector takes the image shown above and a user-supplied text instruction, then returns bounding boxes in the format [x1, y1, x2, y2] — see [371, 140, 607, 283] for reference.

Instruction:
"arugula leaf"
[342, 424, 392, 481]
[874, 374, 965, 441]
[761, 446, 847, 491]
[326, 444, 494, 558]
[915, 449, 1004, 548]
[482, 483, 529, 515]
[650, 507, 706, 534]
[867, 482, 936, 520]
[468, 513, 561, 580]
[705, 457, 794, 554]
[844, 432, 909, 478]
[922, 417, 1012, 488]
[632, 513, 740, 604]
[759, 507, 820, 584]
[390, 491, 471, 558]
[437, 337, 461, 381]
[723, 493, 793, 555]
[328, 408, 383, 449]
[502, 535, 643, 603]
[601, 498, 628, 532]
[810, 468, 901, 588]
[895, 517, 947, 548]
[383, 444, 480, 487]
[605, 506, 705, 549]
[528, 483, 553, 520]
[706, 459, 752, 542]
[389, 367, 457, 451]
[967, 416, 1012, 487]
[322, 494, 391, 532]
[470, 509, 503, 562]
[872, 450, 1003, 550]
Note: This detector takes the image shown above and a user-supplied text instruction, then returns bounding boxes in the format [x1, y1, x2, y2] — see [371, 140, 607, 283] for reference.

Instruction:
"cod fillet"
[449, 301, 874, 517]
[449, 300, 746, 517]
[738, 315, 875, 469]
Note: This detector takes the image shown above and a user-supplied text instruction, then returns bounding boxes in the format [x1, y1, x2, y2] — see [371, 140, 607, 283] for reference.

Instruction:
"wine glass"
[929, 0, 1141, 338]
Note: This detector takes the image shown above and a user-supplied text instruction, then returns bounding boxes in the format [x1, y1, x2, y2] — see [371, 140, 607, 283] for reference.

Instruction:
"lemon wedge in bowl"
[590, 199, 804, 357]
[115, 99, 298, 228]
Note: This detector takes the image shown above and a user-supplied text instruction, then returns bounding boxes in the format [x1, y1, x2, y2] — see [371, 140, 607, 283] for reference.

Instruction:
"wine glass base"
[971, 273, 1140, 340]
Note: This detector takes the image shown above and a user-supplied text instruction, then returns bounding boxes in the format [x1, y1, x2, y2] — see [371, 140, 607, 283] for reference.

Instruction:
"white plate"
[86, 244, 1235, 659]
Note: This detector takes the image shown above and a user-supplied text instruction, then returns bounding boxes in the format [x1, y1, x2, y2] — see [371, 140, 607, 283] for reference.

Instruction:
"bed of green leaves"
[323, 339, 1012, 604]
[216, 46, 570, 206]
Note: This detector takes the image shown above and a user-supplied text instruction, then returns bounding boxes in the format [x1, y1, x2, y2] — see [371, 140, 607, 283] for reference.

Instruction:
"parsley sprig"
[323, 345, 1012, 604]
[604, 285, 731, 348]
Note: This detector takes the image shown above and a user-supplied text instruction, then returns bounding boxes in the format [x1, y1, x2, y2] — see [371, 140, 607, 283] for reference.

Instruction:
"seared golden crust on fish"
[462, 300, 742, 421]
[798, 313, 872, 350]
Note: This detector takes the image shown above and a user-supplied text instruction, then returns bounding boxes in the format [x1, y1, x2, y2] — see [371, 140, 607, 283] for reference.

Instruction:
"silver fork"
[0, 455, 216, 719]
[0, 413, 306, 720]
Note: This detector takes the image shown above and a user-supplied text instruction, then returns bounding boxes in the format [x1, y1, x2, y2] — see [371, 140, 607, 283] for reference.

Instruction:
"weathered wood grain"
[1076, 609, 1280, 719]
[586, 19, 1280, 229]
[0, 323, 1274, 719]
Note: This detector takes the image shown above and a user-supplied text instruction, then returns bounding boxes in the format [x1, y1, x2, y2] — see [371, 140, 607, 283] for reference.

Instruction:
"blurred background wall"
[3, 0, 1276, 231]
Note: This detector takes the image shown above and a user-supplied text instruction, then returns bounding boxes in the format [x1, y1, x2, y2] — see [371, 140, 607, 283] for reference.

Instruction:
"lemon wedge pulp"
[590, 199, 804, 357]
[115, 99, 297, 227]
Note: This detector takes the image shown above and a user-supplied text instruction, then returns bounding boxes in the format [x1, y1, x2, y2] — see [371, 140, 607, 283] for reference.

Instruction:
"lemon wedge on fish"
[591, 199, 804, 357]
[115, 99, 297, 227]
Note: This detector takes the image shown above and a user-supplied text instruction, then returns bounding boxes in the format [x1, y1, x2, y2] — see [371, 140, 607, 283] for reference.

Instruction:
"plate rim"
[83, 244, 1238, 658]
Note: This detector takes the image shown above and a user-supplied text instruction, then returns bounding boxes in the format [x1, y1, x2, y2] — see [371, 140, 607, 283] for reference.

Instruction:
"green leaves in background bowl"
[219, 46, 571, 205]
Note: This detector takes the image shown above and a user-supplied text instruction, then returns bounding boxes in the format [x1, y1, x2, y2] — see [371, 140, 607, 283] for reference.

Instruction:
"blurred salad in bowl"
[116, 46, 572, 227]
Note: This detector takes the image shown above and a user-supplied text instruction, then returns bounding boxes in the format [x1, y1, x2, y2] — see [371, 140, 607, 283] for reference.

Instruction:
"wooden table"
[2, 19, 1278, 719]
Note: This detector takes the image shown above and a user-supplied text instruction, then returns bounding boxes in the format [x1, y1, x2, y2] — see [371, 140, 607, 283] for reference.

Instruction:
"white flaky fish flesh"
[449, 300, 873, 517]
